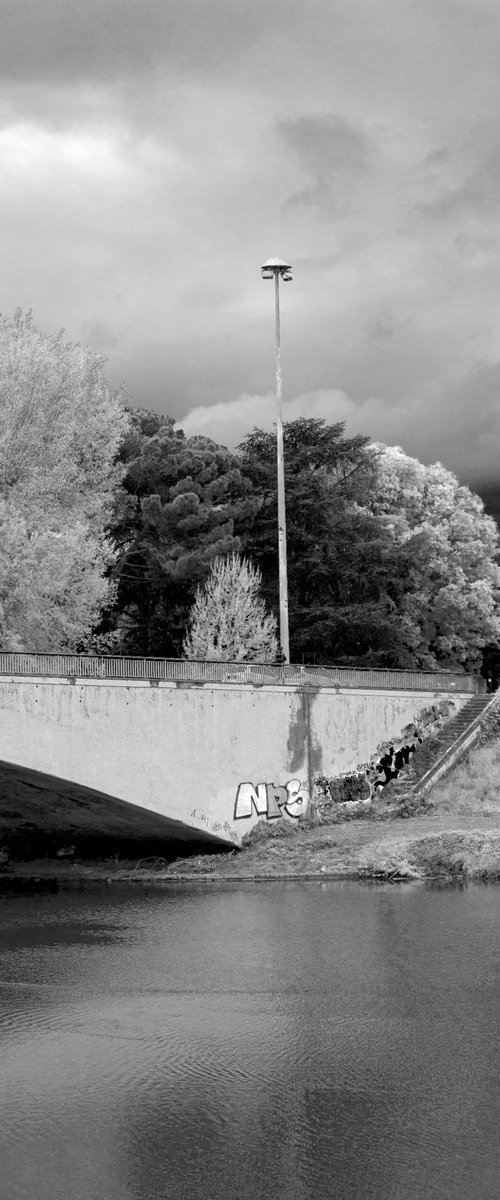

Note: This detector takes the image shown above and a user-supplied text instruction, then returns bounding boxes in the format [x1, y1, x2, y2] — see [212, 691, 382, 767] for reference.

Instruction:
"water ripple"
[1, 883, 500, 1200]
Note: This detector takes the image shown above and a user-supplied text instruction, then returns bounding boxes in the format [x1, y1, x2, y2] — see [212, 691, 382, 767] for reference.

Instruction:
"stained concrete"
[0, 674, 474, 848]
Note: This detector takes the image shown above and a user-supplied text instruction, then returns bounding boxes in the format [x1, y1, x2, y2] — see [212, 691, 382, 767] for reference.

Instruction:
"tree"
[367, 446, 500, 670]
[183, 554, 278, 661]
[237, 418, 500, 670]
[0, 506, 117, 652]
[108, 409, 258, 656]
[237, 417, 406, 665]
[0, 309, 129, 651]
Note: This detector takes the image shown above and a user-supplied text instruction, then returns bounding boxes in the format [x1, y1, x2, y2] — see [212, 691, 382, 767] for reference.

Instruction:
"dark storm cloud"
[1, 0, 162, 83]
[279, 113, 374, 211]
[419, 151, 500, 220]
[0, 0, 279, 85]
[439, 360, 500, 479]
[2, 0, 500, 497]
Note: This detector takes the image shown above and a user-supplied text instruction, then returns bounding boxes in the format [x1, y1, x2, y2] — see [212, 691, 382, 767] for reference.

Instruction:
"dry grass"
[427, 742, 500, 817]
[357, 829, 500, 882]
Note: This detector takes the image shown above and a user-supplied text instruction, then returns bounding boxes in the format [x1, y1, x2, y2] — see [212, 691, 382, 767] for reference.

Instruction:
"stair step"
[379, 694, 494, 799]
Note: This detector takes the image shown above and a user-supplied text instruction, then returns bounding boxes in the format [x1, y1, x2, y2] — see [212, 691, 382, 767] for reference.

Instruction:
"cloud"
[418, 147, 500, 221]
[177, 367, 500, 494]
[279, 112, 374, 211]
[0, 0, 286, 88]
[176, 388, 412, 452]
[2, 0, 500, 497]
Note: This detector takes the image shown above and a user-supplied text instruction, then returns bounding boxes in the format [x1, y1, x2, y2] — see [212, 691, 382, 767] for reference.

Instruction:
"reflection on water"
[1, 882, 500, 1200]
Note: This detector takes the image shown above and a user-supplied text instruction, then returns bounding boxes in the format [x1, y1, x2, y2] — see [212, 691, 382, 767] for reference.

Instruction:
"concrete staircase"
[384, 693, 497, 805]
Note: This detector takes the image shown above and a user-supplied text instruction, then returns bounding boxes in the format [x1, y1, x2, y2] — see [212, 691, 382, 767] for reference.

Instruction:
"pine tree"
[108, 410, 257, 656]
[183, 554, 278, 662]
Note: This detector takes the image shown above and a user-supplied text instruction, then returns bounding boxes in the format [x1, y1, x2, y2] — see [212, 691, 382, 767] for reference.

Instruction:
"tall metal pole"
[261, 258, 292, 663]
[274, 271, 290, 663]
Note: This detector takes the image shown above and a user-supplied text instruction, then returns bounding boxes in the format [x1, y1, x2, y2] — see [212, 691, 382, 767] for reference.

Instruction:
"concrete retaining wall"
[0, 676, 473, 846]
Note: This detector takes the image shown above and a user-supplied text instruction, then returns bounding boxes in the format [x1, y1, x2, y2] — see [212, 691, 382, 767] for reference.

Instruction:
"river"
[1, 881, 500, 1199]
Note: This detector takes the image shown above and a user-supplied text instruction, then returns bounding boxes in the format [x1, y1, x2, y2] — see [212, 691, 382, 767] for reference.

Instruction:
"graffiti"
[234, 778, 309, 821]
[190, 809, 239, 842]
[312, 698, 460, 820]
[314, 771, 372, 820]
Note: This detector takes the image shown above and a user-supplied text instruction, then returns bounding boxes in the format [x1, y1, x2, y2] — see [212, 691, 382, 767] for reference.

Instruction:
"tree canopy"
[0, 310, 129, 651]
[367, 445, 500, 669]
[108, 408, 257, 656]
[236, 417, 407, 665]
[236, 418, 500, 669]
[3, 312, 498, 676]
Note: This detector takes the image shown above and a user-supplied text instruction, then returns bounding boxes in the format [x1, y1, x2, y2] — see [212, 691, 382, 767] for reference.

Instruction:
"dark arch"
[0, 759, 225, 859]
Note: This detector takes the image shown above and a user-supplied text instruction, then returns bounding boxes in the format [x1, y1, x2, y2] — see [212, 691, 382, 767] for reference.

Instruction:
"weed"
[428, 741, 500, 817]
[357, 829, 500, 881]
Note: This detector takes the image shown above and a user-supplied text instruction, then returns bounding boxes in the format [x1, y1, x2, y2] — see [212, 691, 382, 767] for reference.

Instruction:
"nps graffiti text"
[234, 778, 309, 821]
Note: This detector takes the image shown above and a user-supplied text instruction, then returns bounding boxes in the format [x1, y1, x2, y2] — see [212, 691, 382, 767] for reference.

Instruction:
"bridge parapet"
[0, 653, 479, 693]
[0, 656, 479, 849]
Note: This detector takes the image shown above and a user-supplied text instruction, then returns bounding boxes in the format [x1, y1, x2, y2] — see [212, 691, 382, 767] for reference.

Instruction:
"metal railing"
[0, 652, 479, 692]
[415, 694, 497, 795]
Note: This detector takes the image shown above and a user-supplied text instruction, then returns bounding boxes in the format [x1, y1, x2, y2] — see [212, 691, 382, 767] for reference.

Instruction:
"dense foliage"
[107, 408, 257, 656]
[367, 446, 500, 670]
[2, 305, 498, 673]
[236, 423, 500, 669]
[183, 554, 278, 662]
[236, 418, 411, 666]
[0, 310, 128, 651]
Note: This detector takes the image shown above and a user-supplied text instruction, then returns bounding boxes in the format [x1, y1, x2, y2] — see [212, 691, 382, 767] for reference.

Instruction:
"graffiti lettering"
[234, 778, 309, 821]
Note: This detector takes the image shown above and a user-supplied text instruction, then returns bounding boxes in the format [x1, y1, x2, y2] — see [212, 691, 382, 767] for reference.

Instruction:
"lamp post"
[261, 257, 293, 663]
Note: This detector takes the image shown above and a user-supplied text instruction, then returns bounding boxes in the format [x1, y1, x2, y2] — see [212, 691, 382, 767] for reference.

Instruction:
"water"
[1, 881, 500, 1200]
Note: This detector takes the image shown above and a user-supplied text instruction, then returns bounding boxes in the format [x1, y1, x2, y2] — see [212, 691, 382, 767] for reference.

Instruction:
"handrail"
[0, 652, 479, 692]
[415, 694, 498, 794]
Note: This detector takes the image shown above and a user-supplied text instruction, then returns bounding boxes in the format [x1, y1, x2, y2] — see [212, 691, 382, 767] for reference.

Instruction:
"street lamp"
[261, 257, 293, 663]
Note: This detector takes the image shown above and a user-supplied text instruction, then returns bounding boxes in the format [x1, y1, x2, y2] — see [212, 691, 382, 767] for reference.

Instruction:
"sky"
[2, 0, 500, 508]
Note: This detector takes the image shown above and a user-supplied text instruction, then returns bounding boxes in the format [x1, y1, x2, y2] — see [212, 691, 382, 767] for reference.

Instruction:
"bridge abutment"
[0, 671, 476, 848]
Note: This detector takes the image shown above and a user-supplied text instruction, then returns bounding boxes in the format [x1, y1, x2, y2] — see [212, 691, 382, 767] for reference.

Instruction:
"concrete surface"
[0, 675, 473, 848]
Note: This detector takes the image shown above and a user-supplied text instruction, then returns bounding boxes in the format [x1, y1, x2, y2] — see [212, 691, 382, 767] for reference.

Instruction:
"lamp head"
[261, 257, 293, 281]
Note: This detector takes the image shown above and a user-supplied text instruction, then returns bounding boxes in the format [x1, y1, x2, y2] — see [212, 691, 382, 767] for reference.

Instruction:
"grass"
[426, 741, 500, 818]
[357, 829, 500, 882]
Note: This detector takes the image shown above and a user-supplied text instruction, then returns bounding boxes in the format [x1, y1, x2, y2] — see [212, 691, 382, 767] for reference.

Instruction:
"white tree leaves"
[183, 553, 278, 662]
[0, 309, 130, 650]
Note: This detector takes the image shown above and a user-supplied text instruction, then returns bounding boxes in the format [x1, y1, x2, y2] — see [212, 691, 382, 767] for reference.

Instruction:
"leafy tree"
[237, 417, 407, 665]
[0, 309, 129, 651]
[183, 553, 278, 661]
[0, 506, 117, 652]
[237, 419, 500, 670]
[368, 446, 500, 670]
[108, 409, 258, 656]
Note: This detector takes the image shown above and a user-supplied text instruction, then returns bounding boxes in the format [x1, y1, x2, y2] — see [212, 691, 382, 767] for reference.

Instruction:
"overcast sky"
[2, 0, 500, 503]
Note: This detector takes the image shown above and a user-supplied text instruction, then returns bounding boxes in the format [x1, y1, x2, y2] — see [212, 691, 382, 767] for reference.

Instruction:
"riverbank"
[4, 735, 500, 888]
[3, 812, 500, 888]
